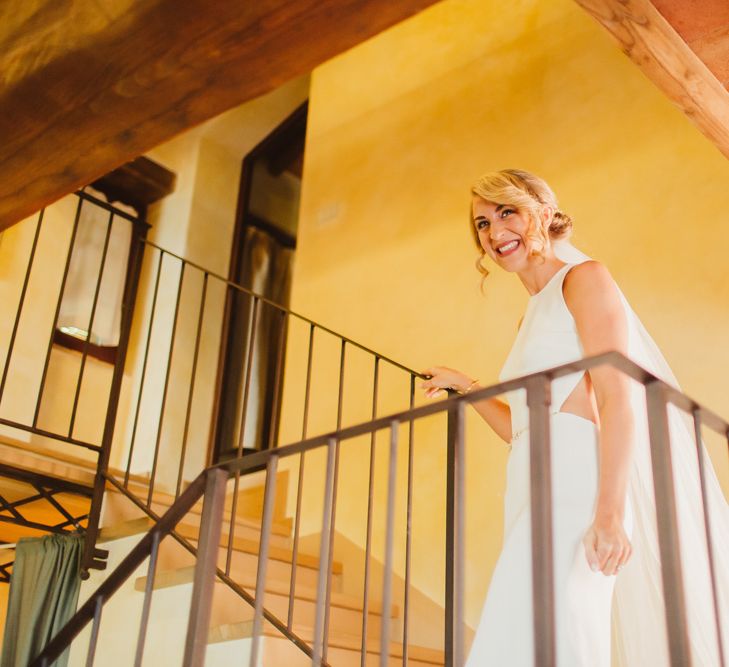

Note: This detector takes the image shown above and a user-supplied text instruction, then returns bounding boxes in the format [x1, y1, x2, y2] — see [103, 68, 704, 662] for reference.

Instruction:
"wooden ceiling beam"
[0, 0, 439, 228]
[574, 0, 729, 161]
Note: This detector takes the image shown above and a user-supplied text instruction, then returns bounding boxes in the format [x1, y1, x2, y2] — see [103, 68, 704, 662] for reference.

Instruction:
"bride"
[421, 169, 729, 666]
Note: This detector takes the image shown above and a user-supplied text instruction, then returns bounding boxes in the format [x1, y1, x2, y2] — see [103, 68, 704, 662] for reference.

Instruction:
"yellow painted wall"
[287, 0, 729, 634]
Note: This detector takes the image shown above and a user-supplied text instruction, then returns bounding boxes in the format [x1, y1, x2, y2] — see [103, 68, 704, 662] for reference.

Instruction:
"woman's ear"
[541, 205, 555, 227]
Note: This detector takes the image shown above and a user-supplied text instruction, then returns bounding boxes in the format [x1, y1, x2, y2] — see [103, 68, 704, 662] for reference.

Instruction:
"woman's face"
[472, 195, 535, 272]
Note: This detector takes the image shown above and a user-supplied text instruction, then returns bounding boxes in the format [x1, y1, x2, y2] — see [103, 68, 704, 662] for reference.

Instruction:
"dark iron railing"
[30, 351, 729, 667]
[2, 189, 431, 659]
[0, 190, 148, 573]
[0, 188, 420, 577]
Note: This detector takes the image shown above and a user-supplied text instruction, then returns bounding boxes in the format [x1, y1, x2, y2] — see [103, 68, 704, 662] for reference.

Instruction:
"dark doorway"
[212, 101, 307, 462]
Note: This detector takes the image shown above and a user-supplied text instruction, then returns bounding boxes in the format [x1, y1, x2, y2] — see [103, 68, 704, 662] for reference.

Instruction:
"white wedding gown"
[466, 255, 729, 666]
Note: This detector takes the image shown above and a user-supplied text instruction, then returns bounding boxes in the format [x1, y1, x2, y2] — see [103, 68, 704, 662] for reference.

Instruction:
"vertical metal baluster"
[249, 456, 279, 667]
[225, 295, 259, 576]
[379, 420, 399, 667]
[176, 272, 208, 498]
[267, 309, 288, 449]
[692, 408, 726, 667]
[0, 209, 44, 406]
[322, 339, 346, 663]
[526, 375, 556, 667]
[645, 381, 692, 666]
[313, 437, 337, 667]
[453, 401, 466, 667]
[134, 531, 161, 667]
[444, 392, 457, 666]
[360, 355, 380, 666]
[85, 596, 103, 667]
[183, 468, 228, 667]
[287, 323, 315, 629]
[68, 209, 115, 438]
[302, 324, 315, 440]
[402, 374, 416, 666]
[33, 197, 84, 428]
[83, 226, 146, 574]
[124, 249, 164, 487]
[146, 261, 186, 507]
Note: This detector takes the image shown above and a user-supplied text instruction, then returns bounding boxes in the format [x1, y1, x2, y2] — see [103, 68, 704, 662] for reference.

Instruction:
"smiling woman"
[421, 168, 729, 666]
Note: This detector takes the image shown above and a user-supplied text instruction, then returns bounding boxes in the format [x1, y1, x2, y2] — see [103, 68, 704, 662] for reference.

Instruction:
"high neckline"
[528, 262, 571, 299]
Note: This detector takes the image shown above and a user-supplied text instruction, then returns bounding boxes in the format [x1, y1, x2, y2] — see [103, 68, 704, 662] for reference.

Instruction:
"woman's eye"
[501, 208, 514, 218]
[476, 220, 489, 230]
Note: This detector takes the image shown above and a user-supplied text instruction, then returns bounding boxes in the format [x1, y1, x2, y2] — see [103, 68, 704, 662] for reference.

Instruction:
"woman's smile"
[494, 239, 521, 256]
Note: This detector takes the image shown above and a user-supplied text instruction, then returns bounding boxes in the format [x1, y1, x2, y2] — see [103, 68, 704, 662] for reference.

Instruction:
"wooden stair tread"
[175, 522, 342, 573]
[99, 518, 341, 573]
[133, 565, 398, 617]
[106, 481, 293, 538]
[0, 434, 148, 486]
[0, 436, 291, 536]
[120, 481, 293, 537]
[208, 621, 443, 664]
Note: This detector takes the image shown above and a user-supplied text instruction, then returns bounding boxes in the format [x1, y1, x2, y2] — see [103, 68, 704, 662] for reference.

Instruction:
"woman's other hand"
[582, 515, 632, 576]
[420, 366, 476, 399]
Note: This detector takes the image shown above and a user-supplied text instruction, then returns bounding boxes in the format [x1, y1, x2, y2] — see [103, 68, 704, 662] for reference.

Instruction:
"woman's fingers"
[602, 549, 624, 576]
[584, 523, 632, 576]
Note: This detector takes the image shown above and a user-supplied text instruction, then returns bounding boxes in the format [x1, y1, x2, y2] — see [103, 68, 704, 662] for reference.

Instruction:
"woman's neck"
[517, 254, 567, 296]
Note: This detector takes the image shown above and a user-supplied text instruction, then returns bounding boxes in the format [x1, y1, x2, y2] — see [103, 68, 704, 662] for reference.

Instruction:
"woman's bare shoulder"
[563, 260, 617, 296]
[562, 260, 623, 317]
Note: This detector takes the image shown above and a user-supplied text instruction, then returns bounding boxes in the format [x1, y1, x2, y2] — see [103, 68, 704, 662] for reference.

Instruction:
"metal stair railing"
[32, 351, 729, 667]
[2, 188, 431, 664]
[0, 188, 424, 581]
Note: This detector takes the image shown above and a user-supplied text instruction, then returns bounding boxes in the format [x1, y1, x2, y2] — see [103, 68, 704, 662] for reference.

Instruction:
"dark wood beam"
[0, 0, 439, 228]
[574, 0, 729, 161]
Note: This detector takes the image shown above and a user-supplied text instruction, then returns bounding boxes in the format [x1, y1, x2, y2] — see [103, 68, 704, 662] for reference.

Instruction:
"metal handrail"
[34, 349, 728, 666]
[210, 350, 729, 473]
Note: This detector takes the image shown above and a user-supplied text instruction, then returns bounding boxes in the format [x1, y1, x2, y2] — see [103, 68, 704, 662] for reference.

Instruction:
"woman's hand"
[582, 514, 632, 576]
[420, 366, 476, 399]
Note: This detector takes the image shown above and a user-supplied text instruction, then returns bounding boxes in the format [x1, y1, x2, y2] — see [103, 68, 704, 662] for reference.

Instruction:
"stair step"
[208, 622, 444, 666]
[120, 481, 293, 536]
[100, 517, 343, 596]
[101, 489, 293, 548]
[134, 565, 398, 617]
[0, 434, 147, 487]
[98, 516, 311, 566]
[135, 564, 395, 639]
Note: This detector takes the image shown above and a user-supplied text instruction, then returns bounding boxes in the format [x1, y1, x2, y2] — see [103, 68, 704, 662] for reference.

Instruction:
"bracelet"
[456, 378, 479, 395]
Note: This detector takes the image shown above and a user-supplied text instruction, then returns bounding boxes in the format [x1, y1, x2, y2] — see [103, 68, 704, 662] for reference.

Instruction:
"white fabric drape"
[554, 240, 729, 666]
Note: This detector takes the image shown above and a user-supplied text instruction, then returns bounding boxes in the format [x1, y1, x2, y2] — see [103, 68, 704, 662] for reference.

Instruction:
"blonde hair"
[471, 168, 573, 284]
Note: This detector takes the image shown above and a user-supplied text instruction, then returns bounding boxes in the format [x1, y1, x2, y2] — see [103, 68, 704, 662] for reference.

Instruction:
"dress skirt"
[465, 412, 634, 667]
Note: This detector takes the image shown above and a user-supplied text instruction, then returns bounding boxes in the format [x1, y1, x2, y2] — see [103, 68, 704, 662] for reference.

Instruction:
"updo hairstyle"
[471, 169, 573, 283]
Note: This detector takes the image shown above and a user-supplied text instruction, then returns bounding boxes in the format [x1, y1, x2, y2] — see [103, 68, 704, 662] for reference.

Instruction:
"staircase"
[65, 469, 445, 666]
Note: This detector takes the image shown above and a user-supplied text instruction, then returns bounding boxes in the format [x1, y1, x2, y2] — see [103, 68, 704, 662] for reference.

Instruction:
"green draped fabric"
[1, 534, 83, 667]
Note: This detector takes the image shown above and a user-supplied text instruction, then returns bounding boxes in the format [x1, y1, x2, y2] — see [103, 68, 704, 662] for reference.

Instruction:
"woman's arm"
[563, 260, 634, 576]
[420, 367, 512, 443]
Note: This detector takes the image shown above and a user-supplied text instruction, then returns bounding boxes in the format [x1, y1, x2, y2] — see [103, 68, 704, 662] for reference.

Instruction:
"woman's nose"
[490, 217, 506, 239]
